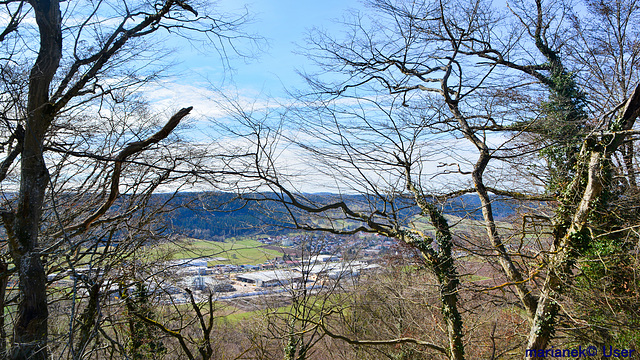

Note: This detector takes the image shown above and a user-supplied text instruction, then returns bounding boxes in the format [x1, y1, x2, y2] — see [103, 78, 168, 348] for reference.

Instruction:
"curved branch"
[318, 318, 448, 355]
[0, 125, 24, 183]
[0, 1, 24, 43]
[60, 106, 192, 235]
[52, 0, 190, 111]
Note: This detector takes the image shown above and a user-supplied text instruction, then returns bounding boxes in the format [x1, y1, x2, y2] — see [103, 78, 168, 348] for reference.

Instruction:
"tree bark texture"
[447, 95, 538, 320]
[0, 259, 8, 356]
[405, 173, 465, 360]
[472, 151, 538, 320]
[6, 1, 62, 359]
[525, 84, 640, 354]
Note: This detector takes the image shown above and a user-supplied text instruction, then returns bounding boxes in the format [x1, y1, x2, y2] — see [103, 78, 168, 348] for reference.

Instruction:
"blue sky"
[140, 0, 371, 192]
[172, 0, 363, 97]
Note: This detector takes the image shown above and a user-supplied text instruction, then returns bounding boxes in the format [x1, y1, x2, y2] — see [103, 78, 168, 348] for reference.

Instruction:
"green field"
[152, 238, 283, 265]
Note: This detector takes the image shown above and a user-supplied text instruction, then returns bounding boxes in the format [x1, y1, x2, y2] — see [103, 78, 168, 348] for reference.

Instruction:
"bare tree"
[220, 0, 640, 358]
[0, 1, 255, 358]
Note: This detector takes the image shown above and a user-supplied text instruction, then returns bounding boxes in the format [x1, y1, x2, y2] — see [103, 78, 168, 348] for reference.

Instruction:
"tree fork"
[526, 84, 640, 354]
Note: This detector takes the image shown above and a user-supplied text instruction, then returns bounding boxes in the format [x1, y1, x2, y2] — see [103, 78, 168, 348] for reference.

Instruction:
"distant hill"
[158, 192, 521, 240]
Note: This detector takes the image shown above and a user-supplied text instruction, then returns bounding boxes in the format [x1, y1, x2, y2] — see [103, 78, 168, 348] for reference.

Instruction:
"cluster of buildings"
[167, 253, 381, 301]
[234, 258, 380, 287]
[257, 233, 398, 258]
[42, 238, 385, 306]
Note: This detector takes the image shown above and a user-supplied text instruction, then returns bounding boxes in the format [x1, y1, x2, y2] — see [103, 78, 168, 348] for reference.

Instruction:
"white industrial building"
[294, 261, 381, 280]
[304, 255, 340, 264]
[235, 270, 304, 287]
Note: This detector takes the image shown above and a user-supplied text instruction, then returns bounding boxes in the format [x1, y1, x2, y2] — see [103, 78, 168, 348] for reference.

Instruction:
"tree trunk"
[8, 1, 62, 359]
[436, 265, 465, 360]
[0, 259, 8, 356]
[405, 169, 465, 360]
[446, 90, 538, 320]
[472, 149, 538, 319]
[526, 151, 603, 353]
[10, 116, 52, 360]
[73, 281, 102, 359]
